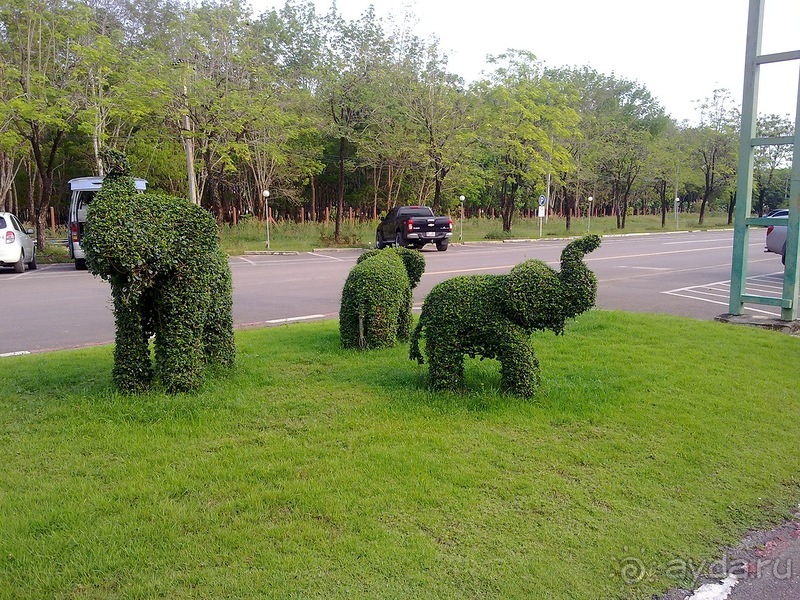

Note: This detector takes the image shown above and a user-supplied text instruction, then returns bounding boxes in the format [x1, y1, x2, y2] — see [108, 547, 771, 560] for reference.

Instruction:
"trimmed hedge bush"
[83, 150, 235, 393]
[340, 247, 425, 350]
[410, 235, 601, 397]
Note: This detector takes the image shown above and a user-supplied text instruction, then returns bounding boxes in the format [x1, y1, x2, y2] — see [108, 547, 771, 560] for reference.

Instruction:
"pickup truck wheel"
[395, 232, 405, 247]
[436, 240, 449, 252]
[28, 249, 37, 270]
[375, 232, 385, 249]
[75, 258, 87, 270]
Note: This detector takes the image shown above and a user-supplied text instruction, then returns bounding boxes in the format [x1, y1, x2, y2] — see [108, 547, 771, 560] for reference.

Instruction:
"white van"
[68, 177, 147, 269]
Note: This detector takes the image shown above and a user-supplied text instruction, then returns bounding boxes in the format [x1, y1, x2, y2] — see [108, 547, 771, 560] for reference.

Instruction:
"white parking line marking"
[662, 239, 722, 245]
[309, 252, 347, 262]
[264, 314, 326, 324]
[663, 291, 780, 316]
[662, 272, 791, 317]
[618, 266, 672, 271]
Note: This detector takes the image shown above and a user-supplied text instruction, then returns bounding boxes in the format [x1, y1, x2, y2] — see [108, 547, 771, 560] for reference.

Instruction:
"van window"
[75, 191, 96, 221]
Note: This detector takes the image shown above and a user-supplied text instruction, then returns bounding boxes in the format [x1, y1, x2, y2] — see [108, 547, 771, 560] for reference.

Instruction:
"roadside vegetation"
[37, 212, 733, 260]
[2, 312, 799, 599]
[221, 213, 731, 252]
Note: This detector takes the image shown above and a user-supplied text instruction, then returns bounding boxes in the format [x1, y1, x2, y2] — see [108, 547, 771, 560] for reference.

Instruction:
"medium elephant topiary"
[339, 246, 425, 350]
[410, 235, 601, 397]
[83, 156, 235, 394]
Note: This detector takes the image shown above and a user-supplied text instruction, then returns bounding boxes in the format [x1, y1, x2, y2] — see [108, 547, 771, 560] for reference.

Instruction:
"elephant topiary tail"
[409, 318, 424, 364]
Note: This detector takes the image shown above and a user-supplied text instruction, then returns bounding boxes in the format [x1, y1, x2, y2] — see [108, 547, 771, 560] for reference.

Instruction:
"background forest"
[0, 0, 794, 248]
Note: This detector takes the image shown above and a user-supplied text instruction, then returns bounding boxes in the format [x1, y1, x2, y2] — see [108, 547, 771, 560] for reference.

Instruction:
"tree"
[0, 58, 26, 211]
[753, 113, 793, 216]
[319, 5, 391, 242]
[399, 42, 474, 214]
[476, 51, 576, 232]
[690, 89, 739, 225]
[1, 0, 92, 246]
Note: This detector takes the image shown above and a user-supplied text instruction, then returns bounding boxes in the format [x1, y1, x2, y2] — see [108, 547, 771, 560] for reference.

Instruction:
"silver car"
[0, 212, 37, 273]
[765, 209, 788, 265]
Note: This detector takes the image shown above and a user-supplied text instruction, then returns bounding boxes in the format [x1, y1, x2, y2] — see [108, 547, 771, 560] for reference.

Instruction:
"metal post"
[728, 0, 763, 315]
[263, 189, 271, 249]
[780, 65, 800, 320]
[459, 195, 465, 242]
[587, 196, 593, 232]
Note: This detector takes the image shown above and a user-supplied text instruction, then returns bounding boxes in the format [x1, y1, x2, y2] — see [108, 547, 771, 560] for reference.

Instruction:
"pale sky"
[252, 0, 799, 125]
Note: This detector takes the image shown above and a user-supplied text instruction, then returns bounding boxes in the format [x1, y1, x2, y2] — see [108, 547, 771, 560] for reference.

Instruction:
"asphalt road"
[0, 229, 789, 355]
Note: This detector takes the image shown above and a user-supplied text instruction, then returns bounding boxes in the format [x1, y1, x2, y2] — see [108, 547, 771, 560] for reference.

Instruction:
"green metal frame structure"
[729, 0, 800, 321]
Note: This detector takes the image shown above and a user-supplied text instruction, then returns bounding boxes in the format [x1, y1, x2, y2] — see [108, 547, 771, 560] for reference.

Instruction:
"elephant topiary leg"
[497, 333, 540, 397]
[154, 284, 206, 393]
[364, 303, 399, 349]
[203, 252, 236, 368]
[426, 338, 465, 391]
[111, 287, 153, 394]
[396, 286, 413, 342]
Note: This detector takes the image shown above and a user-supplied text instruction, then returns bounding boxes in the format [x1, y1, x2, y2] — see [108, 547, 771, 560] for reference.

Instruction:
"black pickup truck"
[375, 206, 453, 251]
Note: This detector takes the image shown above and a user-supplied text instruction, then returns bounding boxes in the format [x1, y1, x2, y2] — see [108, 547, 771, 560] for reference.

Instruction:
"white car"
[765, 209, 788, 264]
[0, 211, 37, 273]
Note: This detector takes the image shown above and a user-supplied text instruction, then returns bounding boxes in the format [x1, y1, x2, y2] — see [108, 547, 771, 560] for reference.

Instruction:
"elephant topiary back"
[357, 246, 425, 289]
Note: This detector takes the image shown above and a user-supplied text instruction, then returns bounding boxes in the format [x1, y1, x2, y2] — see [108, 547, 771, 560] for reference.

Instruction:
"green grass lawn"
[2, 311, 798, 598]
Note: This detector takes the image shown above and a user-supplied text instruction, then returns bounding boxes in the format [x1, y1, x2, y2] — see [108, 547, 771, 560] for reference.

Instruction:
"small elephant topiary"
[83, 151, 235, 393]
[339, 246, 425, 349]
[410, 235, 601, 397]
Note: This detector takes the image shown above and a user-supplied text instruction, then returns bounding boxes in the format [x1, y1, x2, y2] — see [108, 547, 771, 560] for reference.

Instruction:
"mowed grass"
[1, 311, 799, 599]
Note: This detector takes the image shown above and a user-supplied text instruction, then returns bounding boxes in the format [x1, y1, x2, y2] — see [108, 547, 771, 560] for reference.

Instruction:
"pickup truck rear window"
[0, 217, 6, 229]
[398, 208, 434, 218]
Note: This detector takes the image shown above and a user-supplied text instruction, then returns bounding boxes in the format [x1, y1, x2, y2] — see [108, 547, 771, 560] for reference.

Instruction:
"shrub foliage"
[83, 151, 235, 393]
[340, 247, 425, 350]
[410, 235, 601, 397]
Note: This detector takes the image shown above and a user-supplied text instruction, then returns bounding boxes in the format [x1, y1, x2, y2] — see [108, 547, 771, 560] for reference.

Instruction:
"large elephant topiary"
[410, 235, 601, 397]
[83, 153, 235, 393]
[339, 246, 425, 350]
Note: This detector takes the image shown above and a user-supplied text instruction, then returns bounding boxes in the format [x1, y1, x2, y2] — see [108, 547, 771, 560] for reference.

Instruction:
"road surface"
[0, 230, 789, 355]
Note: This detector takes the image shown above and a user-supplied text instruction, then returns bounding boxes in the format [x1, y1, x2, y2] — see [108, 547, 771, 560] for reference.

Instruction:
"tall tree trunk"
[698, 192, 710, 225]
[659, 180, 668, 227]
[565, 192, 573, 232]
[28, 125, 63, 248]
[310, 175, 317, 222]
[727, 190, 736, 225]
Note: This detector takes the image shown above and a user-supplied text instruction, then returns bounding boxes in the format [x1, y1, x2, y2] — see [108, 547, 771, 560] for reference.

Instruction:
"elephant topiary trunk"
[83, 151, 235, 393]
[410, 235, 601, 397]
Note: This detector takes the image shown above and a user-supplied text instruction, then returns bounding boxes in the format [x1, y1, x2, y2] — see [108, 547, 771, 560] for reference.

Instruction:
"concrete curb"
[715, 313, 800, 336]
[311, 247, 364, 253]
[243, 250, 301, 256]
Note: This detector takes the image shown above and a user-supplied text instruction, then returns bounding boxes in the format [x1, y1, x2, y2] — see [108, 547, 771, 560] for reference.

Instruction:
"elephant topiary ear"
[502, 260, 566, 333]
[394, 247, 425, 289]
